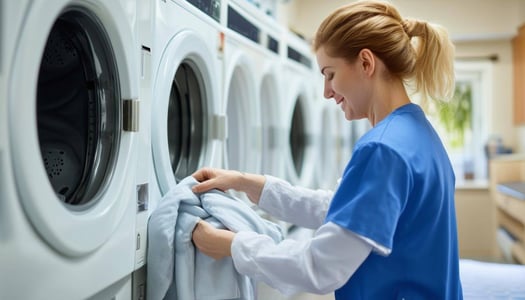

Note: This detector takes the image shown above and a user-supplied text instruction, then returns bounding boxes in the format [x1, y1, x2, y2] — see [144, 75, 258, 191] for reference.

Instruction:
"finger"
[192, 220, 208, 240]
[192, 167, 214, 182]
[192, 178, 221, 193]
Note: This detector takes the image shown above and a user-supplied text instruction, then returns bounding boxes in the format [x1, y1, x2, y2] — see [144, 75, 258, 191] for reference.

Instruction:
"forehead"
[316, 47, 348, 71]
[315, 46, 331, 63]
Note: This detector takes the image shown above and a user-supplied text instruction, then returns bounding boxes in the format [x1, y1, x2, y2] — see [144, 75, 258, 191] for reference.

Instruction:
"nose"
[323, 79, 334, 99]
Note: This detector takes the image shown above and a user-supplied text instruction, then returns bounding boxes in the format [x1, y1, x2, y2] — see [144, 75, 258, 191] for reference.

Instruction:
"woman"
[191, 0, 463, 298]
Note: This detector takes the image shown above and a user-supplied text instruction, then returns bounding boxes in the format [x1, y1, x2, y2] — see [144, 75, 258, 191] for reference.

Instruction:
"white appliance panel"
[1, 0, 140, 298]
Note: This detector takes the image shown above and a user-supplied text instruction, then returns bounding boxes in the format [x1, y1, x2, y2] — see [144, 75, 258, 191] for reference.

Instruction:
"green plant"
[437, 83, 472, 148]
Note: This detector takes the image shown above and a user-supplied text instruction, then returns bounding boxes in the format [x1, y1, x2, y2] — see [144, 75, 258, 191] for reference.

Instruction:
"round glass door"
[290, 97, 307, 177]
[167, 62, 207, 182]
[37, 9, 119, 209]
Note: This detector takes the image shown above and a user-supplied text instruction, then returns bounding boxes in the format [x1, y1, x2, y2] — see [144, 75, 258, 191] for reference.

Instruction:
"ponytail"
[313, 0, 456, 107]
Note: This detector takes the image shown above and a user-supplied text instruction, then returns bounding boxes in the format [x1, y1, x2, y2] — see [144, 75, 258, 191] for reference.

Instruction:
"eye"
[326, 73, 334, 80]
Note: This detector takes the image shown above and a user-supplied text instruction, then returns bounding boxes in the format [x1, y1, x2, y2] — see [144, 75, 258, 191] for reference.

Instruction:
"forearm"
[231, 222, 372, 295]
[258, 175, 334, 229]
[237, 172, 266, 204]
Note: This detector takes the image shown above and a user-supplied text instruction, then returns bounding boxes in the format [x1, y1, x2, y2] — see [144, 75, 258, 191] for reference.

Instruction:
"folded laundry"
[147, 176, 284, 300]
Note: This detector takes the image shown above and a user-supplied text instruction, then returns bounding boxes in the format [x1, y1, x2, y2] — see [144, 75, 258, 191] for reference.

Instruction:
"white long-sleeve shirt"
[230, 175, 373, 296]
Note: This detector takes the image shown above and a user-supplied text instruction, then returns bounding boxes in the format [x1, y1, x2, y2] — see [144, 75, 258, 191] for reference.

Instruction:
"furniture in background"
[489, 154, 525, 264]
[454, 185, 499, 260]
[513, 24, 525, 124]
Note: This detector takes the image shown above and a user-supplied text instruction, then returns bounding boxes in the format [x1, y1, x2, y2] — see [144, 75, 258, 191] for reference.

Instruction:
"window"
[427, 61, 493, 182]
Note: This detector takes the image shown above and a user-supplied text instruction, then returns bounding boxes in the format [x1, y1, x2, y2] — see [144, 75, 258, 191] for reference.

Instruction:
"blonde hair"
[313, 0, 455, 105]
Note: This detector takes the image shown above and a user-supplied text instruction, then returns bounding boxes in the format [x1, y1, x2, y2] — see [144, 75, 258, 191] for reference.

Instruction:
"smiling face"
[316, 46, 372, 121]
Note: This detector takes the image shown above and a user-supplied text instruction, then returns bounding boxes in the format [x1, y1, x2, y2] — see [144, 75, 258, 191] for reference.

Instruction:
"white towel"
[147, 176, 284, 300]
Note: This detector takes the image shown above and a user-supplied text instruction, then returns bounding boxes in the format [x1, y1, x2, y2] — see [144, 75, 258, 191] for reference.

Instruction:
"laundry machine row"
[222, 0, 335, 190]
[222, 0, 287, 180]
[0, 0, 338, 299]
[280, 30, 322, 189]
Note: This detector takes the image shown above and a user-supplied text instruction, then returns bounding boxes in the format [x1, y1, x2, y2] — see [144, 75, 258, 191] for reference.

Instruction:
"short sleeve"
[325, 142, 412, 253]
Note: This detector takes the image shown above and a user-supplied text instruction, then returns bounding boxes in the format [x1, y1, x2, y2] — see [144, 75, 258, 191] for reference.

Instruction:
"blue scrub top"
[325, 103, 463, 299]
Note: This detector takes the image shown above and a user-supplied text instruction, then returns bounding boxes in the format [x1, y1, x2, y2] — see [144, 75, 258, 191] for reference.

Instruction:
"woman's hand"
[192, 220, 235, 260]
[192, 167, 266, 204]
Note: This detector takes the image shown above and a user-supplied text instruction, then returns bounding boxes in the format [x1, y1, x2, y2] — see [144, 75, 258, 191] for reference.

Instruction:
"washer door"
[224, 52, 262, 173]
[8, 2, 138, 257]
[285, 83, 317, 187]
[316, 104, 339, 189]
[260, 70, 286, 178]
[152, 30, 220, 195]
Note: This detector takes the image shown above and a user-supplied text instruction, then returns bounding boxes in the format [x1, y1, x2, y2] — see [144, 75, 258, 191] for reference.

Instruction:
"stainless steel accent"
[212, 114, 227, 141]
[123, 99, 140, 132]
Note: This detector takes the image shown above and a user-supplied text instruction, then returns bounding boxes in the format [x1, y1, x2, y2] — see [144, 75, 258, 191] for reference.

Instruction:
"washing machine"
[281, 31, 320, 189]
[0, 0, 144, 299]
[334, 111, 354, 179]
[132, 0, 154, 291]
[149, 0, 225, 213]
[221, 0, 265, 175]
[315, 102, 341, 189]
[226, 0, 286, 179]
[312, 67, 353, 190]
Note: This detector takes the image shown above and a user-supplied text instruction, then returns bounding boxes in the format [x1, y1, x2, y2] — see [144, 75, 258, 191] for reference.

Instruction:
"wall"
[285, 0, 522, 42]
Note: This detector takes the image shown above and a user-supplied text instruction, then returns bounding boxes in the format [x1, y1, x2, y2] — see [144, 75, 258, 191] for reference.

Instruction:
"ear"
[358, 48, 375, 77]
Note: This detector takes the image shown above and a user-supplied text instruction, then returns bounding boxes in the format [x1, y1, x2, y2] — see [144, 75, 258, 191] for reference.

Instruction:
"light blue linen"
[147, 176, 284, 300]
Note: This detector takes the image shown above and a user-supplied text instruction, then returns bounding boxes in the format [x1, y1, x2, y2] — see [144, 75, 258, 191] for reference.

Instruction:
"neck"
[368, 78, 411, 126]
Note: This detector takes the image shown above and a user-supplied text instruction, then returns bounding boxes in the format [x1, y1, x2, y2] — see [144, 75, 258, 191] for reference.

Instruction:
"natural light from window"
[427, 60, 493, 185]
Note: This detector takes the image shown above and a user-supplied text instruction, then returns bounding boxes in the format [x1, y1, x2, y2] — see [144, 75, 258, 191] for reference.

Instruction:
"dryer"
[221, 1, 264, 175]
[281, 31, 320, 189]
[149, 0, 225, 213]
[226, 0, 286, 179]
[313, 66, 353, 189]
[0, 0, 143, 298]
[316, 102, 341, 189]
[132, 0, 154, 290]
[334, 111, 354, 179]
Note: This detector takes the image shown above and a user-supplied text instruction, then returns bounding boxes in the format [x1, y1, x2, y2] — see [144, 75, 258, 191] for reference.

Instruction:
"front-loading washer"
[226, 0, 286, 179]
[0, 0, 143, 298]
[281, 31, 320, 189]
[132, 0, 154, 291]
[221, 1, 265, 175]
[333, 111, 353, 179]
[149, 0, 225, 214]
[312, 66, 353, 190]
[0, 1, 31, 96]
[315, 102, 341, 189]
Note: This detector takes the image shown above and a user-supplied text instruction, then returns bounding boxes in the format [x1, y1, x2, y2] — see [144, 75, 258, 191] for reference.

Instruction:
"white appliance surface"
[222, 0, 266, 175]
[0, 0, 142, 299]
[226, 0, 287, 180]
[281, 31, 319, 189]
[149, 0, 225, 214]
